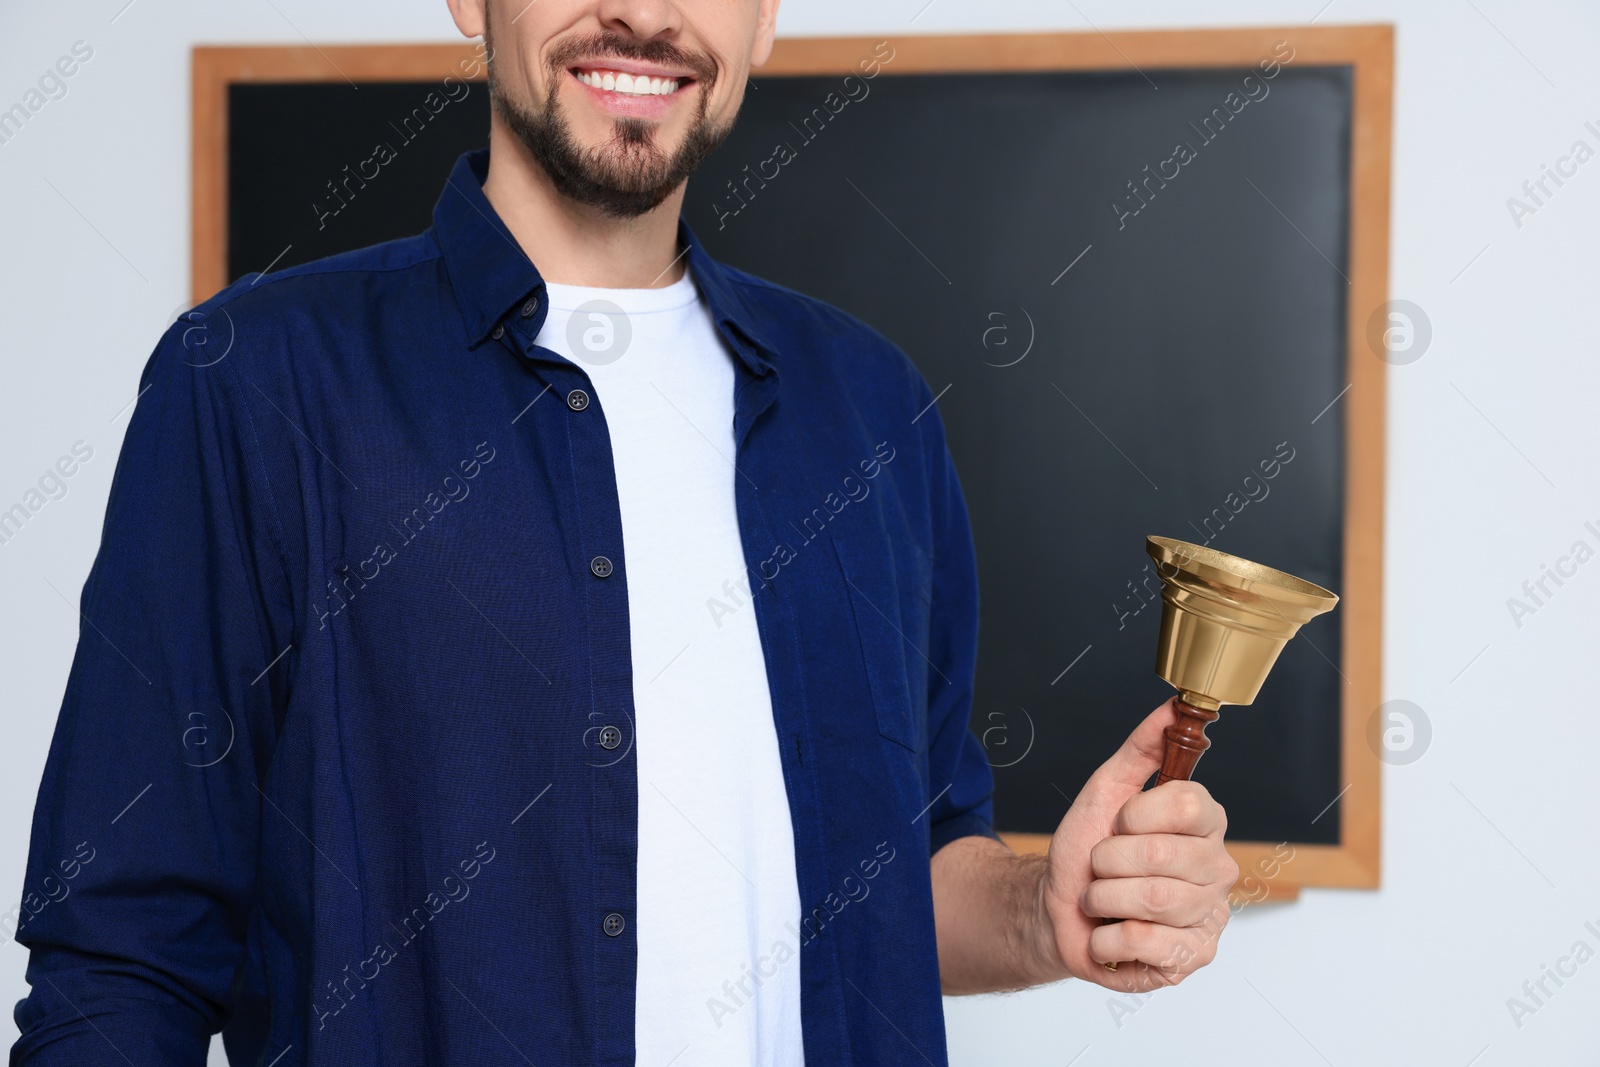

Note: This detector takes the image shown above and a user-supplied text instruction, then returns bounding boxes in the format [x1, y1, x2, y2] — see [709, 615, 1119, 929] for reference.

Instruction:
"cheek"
[709, 77, 748, 125]
[494, 34, 554, 110]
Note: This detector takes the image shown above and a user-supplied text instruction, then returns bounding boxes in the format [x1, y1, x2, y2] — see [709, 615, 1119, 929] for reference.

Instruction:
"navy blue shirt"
[12, 148, 1000, 1066]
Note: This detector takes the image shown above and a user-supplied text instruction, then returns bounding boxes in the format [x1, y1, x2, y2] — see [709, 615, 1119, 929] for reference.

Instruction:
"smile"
[572, 67, 686, 97]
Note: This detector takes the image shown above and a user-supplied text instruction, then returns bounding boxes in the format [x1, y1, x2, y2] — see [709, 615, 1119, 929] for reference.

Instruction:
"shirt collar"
[431, 148, 779, 377]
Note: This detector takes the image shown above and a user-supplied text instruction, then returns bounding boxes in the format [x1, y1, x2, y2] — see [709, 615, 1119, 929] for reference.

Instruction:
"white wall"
[1, 1, 1596, 1064]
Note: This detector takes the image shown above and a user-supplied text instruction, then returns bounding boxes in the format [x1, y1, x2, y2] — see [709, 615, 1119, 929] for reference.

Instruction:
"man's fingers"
[1080, 875, 1219, 926]
[1087, 916, 1225, 978]
[1090, 833, 1237, 884]
[1113, 780, 1227, 838]
[1095, 960, 1178, 995]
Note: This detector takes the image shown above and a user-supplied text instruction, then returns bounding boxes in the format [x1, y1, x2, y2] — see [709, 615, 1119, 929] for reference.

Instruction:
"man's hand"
[1035, 699, 1240, 991]
[928, 699, 1238, 996]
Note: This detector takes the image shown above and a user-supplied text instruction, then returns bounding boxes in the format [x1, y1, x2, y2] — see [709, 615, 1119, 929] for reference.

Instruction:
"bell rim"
[1147, 536, 1338, 613]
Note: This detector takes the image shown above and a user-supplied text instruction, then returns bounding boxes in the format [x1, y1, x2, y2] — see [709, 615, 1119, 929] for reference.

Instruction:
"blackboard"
[199, 28, 1390, 889]
[228, 80, 492, 282]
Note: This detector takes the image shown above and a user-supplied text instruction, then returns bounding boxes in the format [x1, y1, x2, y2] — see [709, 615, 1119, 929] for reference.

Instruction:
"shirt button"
[602, 912, 626, 937]
[491, 324, 505, 340]
[567, 389, 590, 411]
[590, 555, 613, 578]
[520, 296, 541, 318]
[598, 725, 622, 750]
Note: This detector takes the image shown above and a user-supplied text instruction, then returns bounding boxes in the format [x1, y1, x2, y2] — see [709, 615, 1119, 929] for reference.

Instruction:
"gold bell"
[1145, 535, 1339, 784]
[1104, 537, 1338, 971]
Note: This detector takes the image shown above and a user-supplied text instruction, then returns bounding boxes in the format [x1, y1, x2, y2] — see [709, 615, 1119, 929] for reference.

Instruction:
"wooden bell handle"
[1156, 696, 1220, 786]
[1103, 696, 1220, 971]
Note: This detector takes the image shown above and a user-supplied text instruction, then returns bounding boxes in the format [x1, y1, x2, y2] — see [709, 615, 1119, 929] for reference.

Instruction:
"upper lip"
[570, 59, 696, 81]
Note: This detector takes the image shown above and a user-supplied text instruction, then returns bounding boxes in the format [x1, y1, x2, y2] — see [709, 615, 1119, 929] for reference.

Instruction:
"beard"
[487, 29, 734, 219]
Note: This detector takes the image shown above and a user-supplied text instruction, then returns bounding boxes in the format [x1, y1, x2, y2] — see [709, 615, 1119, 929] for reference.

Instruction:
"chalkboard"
[228, 80, 492, 282]
[198, 28, 1390, 889]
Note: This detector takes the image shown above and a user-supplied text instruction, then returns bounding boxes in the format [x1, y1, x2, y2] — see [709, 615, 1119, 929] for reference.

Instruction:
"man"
[11, 0, 1238, 1063]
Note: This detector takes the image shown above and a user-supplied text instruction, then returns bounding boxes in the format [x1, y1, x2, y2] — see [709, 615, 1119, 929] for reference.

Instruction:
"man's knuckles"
[1088, 892, 1233, 984]
[1089, 917, 1156, 962]
[1115, 780, 1225, 837]
[1090, 832, 1235, 886]
[1080, 876, 1217, 925]
[1139, 833, 1175, 873]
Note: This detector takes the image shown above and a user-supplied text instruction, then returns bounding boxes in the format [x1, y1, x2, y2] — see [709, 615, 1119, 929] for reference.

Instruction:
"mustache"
[547, 30, 719, 87]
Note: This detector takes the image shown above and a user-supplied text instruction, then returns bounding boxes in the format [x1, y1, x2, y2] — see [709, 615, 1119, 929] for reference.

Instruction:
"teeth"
[577, 69, 680, 96]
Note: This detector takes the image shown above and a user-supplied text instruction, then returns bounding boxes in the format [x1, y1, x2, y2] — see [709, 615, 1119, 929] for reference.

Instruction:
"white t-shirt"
[534, 267, 805, 1067]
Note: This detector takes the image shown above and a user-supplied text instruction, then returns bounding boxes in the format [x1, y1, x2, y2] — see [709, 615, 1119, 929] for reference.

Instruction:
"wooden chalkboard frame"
[191, 25, 1391, 895]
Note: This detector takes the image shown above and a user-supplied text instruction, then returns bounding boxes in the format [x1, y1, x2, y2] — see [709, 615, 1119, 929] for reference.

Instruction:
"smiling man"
[11, 1, 1237, 1065]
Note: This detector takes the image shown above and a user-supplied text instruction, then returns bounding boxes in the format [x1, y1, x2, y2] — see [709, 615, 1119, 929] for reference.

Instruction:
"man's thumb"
[1074, 699, 1175, 815]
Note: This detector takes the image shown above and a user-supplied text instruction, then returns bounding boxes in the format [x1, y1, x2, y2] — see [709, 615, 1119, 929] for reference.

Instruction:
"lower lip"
[570, 70, 691, 119]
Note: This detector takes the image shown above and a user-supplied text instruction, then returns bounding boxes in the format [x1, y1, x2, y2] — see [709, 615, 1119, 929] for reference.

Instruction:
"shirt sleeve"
[10, 317, 293, 1065]
[909, 368, 1004, 857]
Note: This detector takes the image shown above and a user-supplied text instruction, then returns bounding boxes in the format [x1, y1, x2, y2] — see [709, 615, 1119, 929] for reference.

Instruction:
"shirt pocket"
[830, 533, 933, 753]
